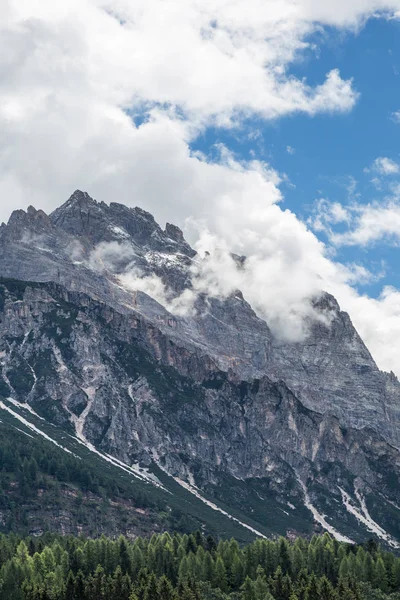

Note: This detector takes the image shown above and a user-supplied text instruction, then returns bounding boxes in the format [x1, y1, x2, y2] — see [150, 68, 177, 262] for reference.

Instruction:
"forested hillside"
[0, 419, 199, 538]
[1, 531, 400, 600]
[0, 404, 268, 542]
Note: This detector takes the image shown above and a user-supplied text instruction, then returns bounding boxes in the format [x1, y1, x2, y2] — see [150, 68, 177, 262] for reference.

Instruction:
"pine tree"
[338, 556, 349, 580]
[73, 570, 86, 600]
[111, 565, 132, 600]
[291, 545, 305, 578]
[64, 571, 75, 600]
[392, 558, 400, 590]
[205, 535, 217, 554]
[214, 557, 228, 592]
[201, 552, 214, 583]
[304, 573, 319, 600]
[374, 557, 388, 593]
[178, 556, 190, 584]
[270, 566, 289, 600]
[318, 575, 337, 600]
[363, 552, 375, 584]
[119, 536, 133, 576]
[87, 565, 108, 600]
[253, 574, 269, 600]
[158, 575, 175, 600]
[144, 573, 159, 600]
[230, 553, 244, 589]
[194, 532, 203, 549]
[278, 538, 292, 576]
[240, 576, 254, 600]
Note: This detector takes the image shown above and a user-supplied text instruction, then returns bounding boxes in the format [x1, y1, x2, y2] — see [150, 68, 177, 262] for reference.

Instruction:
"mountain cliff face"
[1, 190, 400, 546]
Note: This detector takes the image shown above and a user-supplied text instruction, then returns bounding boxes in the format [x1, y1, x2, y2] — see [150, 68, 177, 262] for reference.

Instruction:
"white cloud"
[308, 198, 351, 235]
[286, 145, 296, 155]
[311, 194, 400, 248]
[370, 156, 400, 175]
[1, 1, 400, 373]
[300, 0, 400, 26]
[338, 286, 400, 376]
[346, 176, 359, 199]
[391, 110, 400, 123]
[338, 201, 400, 246]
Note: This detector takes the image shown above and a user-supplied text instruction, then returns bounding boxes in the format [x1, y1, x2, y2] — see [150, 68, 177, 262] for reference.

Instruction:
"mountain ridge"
[1, 191, 400, 545]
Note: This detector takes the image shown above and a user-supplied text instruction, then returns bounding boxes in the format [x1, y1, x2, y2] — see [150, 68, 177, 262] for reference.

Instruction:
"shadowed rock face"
[1, 191, 400, 543]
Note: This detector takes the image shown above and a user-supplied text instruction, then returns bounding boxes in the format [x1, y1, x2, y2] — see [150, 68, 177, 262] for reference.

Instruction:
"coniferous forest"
[1, 530, 400, 600]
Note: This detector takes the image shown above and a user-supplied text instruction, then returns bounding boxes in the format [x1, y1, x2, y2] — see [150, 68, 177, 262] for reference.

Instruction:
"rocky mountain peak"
[50, 190, 109, 242]
[4, 205, 52, 238]
[312, 291, 340, 313]
[165, 222, 185, 243]
[63, 189, 100, 209]
[106, 203, 195, 257]
[49, 191, 196, 257]
[6, 208, 27, 226]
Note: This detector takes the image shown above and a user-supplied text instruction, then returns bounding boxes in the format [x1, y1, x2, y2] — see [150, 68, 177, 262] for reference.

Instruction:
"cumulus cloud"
[310, 193, 400, 248]
[309, 198, 351, 235]
[2, 1, 400, 372]
[90, 225, 344, 343]
[368, 157, 400, 176]
[190, 236, 334, 341]
[335, 201, 400, 246]
[309, 159, 400, 251]
[121, 270, 197, 318]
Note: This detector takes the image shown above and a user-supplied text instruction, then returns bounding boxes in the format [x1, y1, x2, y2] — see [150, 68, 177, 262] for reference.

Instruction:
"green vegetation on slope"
[0, 418, 180, 538]
[0, 404, 261, 542]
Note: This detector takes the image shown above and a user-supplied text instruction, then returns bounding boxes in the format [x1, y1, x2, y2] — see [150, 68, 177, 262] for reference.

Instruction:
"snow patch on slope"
[2, 397, 164, 490]
[66, 398, 165, 489]
[339, 485, 399, 548]
[110, 225, 130, 239]
[7, 397, 45, 420]
[0, 399, 73, 454]
[157, 463, 267, 539]
[296, 475, 354, 543]
[71, 431, 165, 488]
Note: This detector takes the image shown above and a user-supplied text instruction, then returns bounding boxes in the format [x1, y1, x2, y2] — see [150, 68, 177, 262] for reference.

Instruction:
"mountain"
[1, 190, 400, 546]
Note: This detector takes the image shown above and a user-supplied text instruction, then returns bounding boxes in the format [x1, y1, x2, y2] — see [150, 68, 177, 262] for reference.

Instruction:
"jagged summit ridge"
[61, 189, 100, 208]
[50, 190, 195, 257]
[5, 205, 52, 233]
[2, 190, 194, 260]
